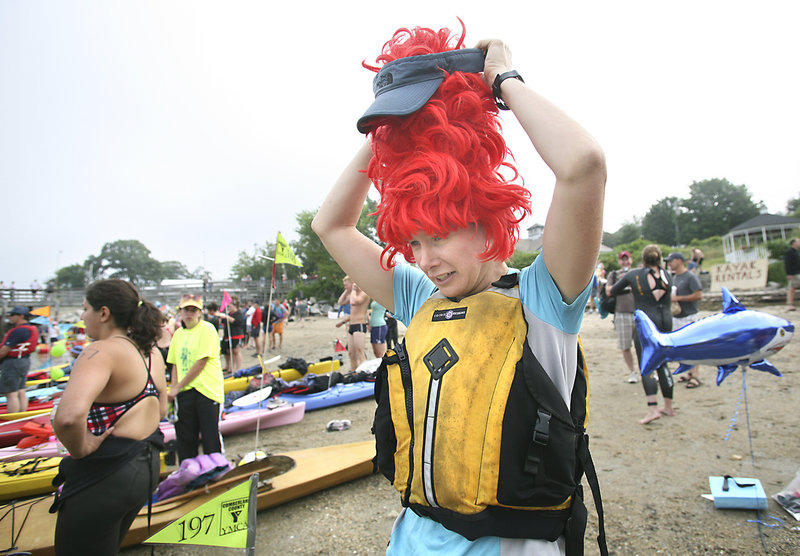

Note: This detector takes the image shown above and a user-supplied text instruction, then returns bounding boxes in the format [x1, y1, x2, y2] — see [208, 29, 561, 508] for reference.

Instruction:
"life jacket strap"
[524, 409, 551, 488]
[566, 433, 608, 556]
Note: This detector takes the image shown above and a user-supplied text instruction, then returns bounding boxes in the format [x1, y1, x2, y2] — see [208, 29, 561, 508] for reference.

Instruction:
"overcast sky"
[2, 1, 798, 288]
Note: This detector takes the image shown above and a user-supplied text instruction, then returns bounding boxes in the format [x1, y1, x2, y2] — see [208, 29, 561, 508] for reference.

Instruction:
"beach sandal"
[676, 374, 689, 383]
[686, 376, 702, 388]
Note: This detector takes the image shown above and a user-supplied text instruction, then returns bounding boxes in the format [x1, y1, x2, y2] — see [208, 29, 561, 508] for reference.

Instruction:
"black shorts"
[221, 338, 243, 354]
[348, 323, 368, 335]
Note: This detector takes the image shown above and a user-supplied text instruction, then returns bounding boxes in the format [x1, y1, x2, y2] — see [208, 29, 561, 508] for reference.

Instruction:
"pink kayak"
[161, 401, 306, 443]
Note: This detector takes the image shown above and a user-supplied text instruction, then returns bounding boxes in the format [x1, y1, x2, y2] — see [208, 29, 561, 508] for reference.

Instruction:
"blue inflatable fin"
[674, 363, 694, 375]
[721, 287, 746, 314]
[749, 359, 782, 377]
[716, 363, 740, 385]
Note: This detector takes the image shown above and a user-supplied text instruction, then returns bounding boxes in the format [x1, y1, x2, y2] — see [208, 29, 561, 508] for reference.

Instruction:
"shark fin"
[721, 287, 746, 314]
[715, 363, 740, 385]
[634, 309, 667, 376]
[749, 359, 782, 377]
[674, 364, 694, 375]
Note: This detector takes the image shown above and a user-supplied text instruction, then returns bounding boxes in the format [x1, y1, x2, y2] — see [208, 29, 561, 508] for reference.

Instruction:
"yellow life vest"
[373, 275, 606, 551]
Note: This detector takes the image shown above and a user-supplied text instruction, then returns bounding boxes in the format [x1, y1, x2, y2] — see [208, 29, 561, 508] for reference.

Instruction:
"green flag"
[275, 232, 301, 266]
[144, 474, 258, 549]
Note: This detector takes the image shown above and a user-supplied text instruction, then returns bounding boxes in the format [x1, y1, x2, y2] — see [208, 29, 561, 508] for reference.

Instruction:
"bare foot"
[639, 410, 661, 425]
[660, 408, 675, 417]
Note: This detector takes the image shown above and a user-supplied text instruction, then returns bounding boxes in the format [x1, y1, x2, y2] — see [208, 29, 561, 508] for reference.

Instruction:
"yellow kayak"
[0, 456, 61, 501]
[0, 408, 52, 422]
[224, 359, 341, 393]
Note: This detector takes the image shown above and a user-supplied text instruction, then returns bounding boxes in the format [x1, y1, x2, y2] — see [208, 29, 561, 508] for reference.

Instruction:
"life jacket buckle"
[532, 409, 551, 446]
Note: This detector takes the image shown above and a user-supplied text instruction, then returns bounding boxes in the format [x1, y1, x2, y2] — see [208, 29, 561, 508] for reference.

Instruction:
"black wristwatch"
[492, 70, 525, 110]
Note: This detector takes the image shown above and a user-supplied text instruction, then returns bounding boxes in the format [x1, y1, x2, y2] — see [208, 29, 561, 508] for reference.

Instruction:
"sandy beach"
[121, 302, 800, 555]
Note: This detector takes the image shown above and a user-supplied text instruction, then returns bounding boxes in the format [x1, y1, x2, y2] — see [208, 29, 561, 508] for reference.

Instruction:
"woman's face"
[409, 226, 499, 299]
[180, 306, 202, 329]
[81, 300, 103, 339]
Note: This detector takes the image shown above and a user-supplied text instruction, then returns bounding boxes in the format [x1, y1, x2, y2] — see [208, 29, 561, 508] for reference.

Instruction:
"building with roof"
[723, 213, 800, 262]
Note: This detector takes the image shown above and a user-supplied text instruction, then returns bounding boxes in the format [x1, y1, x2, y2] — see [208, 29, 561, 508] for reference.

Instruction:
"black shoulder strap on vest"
[492, 272, 519, 289]
[565, 433, 608, 556]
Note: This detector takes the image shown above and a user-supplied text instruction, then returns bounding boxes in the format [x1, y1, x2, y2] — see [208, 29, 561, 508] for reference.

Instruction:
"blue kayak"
[277, 381, 375, 411]
[228, 381, 375, 413]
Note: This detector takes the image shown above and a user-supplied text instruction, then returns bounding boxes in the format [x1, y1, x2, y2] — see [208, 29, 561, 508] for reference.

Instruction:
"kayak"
[1, 403, 307, 462]
[0, 456, 61, 501]
[0, 441, 376, 553]
[0, 386, 63, 405]
[0, 413, 52, 448]
[0, 399, 55, 416]
[0, 408, 52, 422]
[274, 381, 375, 411]
[159, 401, 306, 443]
[223, 358, 342, 393]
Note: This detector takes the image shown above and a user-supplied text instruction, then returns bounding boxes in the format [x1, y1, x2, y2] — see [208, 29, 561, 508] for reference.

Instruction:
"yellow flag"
[275, 232, 301, 266]
[144, 474, 257, 549]
[30, 306, 51, 317]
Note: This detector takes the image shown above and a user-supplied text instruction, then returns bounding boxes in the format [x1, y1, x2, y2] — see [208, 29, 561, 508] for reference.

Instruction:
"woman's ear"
[98, 306, 112, 323]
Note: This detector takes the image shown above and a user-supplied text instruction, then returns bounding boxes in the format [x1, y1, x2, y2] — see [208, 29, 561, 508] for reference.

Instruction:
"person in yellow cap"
[167, 294, 224, 462]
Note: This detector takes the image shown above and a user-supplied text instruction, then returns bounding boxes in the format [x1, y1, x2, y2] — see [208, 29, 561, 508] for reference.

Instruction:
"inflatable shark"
[635, 287, 794, 385]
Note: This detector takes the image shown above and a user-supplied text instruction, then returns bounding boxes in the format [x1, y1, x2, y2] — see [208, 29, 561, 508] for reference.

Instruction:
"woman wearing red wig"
[313, 23, 606, 556]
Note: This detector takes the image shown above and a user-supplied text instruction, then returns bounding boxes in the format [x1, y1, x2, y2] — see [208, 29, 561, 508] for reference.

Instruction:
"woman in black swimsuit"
[52, 279, 168, 554]
[610, 244, 675, 424]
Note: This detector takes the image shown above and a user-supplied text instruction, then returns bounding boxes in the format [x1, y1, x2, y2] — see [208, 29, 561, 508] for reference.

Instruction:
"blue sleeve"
[392, 264, 437, 327]
[518, 256, 591, 335]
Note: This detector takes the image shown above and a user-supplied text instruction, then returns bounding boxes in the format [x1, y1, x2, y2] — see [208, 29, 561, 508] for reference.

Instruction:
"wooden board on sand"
[0, 440, 375, 555]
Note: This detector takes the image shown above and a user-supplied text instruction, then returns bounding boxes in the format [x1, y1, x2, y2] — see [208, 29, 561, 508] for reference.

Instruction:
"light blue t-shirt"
[387, 255, 591, 556]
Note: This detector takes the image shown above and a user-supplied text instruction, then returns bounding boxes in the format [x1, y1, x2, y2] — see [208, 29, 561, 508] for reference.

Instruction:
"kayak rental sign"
[710, 259, 768, 291]
[144, 473, 258, 551]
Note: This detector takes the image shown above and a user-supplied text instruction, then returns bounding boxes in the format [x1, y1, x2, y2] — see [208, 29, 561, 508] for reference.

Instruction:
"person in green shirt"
[167, 294, 224, 462]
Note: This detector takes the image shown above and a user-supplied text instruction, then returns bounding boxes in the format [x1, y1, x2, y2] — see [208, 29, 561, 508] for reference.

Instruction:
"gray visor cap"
[357, 48, 486, 133]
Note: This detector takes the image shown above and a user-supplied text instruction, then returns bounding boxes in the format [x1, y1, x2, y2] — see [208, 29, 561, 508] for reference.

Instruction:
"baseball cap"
[357, 48, 486, 133]
[178, 294, 203, 310]
[8, 306, 29, 316]
[666, 252, 685, 262]
[618, 251, 631, 259]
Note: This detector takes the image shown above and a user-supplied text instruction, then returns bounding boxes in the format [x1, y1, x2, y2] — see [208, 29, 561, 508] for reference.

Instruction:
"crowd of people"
[589, 246, 704, 425]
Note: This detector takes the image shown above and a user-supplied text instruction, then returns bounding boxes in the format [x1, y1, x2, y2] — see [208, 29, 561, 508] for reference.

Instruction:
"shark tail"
[634, 309, 668, 375]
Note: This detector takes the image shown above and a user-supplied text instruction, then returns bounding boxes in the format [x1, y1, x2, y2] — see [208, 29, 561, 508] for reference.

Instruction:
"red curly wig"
[362, 23, 531, 269]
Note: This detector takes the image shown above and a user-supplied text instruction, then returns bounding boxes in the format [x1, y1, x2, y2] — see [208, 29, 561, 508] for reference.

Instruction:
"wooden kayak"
[0, 441, 376, 555]
[0, 456, 61, 501]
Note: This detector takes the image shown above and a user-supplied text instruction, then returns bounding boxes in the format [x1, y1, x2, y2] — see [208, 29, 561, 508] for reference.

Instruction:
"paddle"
[239, 355, 280, 464]
[232, 386, 273, 408]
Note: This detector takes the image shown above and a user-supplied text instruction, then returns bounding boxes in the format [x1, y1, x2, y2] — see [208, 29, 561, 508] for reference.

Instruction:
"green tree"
[604, 220, 641, 247]
[786, 194, 800, 218]
[292, 198, 379, 303]
[678, 178, 760, 243]
[230, 241, 276, 282]
[161, 261, 191, 280]
[641, 197, 681, 245]
[84, 239, 163, 285]
[55, 264, 89, 288]
[508, 251, 538, 269]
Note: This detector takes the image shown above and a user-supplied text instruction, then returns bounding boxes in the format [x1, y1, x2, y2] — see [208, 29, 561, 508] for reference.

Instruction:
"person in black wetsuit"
[610, 244, 674, 424]
[52, 279, 168, 554]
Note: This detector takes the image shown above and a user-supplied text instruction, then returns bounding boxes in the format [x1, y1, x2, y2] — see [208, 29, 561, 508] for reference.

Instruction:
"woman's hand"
[72, 427, 114, 459]
[475, 39, 513, 87]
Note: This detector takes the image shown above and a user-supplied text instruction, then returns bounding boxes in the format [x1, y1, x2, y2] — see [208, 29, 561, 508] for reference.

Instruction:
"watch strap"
[492, 70, 525, 110]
